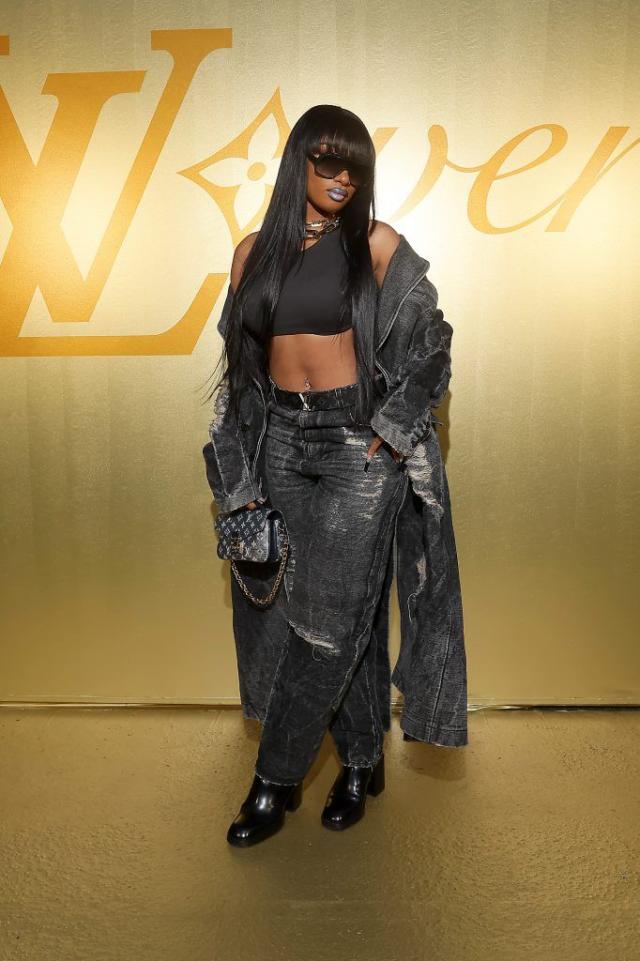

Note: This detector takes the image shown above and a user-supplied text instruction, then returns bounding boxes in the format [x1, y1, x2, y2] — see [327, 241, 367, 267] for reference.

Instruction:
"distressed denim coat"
[203, 235, 468, 747]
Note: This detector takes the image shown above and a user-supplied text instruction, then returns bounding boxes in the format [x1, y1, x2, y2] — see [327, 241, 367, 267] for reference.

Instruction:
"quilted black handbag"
[214, 505, 289, 608]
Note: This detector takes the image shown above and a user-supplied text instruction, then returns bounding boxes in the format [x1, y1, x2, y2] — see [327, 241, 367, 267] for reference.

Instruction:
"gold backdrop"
[1, 0, 638, 705]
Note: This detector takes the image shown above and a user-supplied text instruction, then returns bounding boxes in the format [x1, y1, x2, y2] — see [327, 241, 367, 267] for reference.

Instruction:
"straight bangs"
[306, 123, 376, 170]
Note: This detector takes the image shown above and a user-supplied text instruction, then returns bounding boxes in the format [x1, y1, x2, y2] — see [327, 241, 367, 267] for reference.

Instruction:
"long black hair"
[202, 103, 383, 427]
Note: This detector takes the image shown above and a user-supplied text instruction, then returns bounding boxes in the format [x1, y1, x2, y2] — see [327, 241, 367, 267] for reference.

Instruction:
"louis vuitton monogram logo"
[0, 28, 637, 358]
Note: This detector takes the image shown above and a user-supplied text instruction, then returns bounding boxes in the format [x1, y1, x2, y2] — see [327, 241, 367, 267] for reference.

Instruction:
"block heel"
[366, 754, 385, 796]
[286, 780, 303, 811]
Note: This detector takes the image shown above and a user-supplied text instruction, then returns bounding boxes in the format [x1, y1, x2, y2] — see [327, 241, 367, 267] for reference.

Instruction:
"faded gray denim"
[254, 375, 409, 785]
[204, 236, 468, 747]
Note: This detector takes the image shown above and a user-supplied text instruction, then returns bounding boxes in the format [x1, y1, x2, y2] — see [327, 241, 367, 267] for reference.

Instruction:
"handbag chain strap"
[229, 527, 290, 607]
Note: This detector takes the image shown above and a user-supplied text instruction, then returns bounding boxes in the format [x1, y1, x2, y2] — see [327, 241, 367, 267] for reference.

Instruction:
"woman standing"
[203, 104, 468, 848]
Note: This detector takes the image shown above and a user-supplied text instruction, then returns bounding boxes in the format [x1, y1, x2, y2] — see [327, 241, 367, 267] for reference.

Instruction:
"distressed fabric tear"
[287, 618, 339, 654]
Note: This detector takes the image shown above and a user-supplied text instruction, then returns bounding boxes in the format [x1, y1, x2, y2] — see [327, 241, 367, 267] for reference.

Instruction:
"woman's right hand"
[245, 501, 258, 510]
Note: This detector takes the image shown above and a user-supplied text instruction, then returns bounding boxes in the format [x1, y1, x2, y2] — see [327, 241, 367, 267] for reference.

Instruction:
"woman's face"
[305, 140, 358, 218]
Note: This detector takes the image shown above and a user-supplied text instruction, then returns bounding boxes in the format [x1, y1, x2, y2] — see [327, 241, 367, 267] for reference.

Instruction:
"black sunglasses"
[307, 151, 373, 189]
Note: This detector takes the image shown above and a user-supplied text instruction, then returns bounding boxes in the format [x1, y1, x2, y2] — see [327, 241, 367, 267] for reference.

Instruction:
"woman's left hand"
[366, 434, 405, 466]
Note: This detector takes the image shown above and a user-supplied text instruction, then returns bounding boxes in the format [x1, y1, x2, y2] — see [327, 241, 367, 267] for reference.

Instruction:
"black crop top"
[241, 223, 352, 338]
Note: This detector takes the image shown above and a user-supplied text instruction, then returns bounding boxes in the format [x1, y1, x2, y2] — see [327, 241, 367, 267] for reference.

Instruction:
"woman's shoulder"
[230, 231, 260, 292]
[368, 220, 401, 289]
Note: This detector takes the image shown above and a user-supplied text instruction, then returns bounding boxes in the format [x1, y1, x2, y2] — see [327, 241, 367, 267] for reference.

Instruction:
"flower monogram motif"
[179, 90, 290, 244]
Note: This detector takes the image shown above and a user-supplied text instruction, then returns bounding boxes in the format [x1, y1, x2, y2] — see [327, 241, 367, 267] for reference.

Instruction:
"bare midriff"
[267, 329, 357, 391]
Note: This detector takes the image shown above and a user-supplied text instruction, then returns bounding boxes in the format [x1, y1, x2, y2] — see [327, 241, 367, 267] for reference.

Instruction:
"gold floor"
[0, 707, 638, 961]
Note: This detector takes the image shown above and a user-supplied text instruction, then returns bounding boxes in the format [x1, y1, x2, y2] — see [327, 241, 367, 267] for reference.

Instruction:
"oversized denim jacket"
[203, 235, 468, 747]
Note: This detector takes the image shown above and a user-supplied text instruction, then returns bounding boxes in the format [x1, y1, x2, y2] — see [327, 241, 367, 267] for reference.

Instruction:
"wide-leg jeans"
[254, 375, 409, 786]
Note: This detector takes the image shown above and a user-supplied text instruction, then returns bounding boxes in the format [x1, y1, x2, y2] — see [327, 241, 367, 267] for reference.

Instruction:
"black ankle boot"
[226, 772, 303, 847]
[321, 753, 385, 831]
